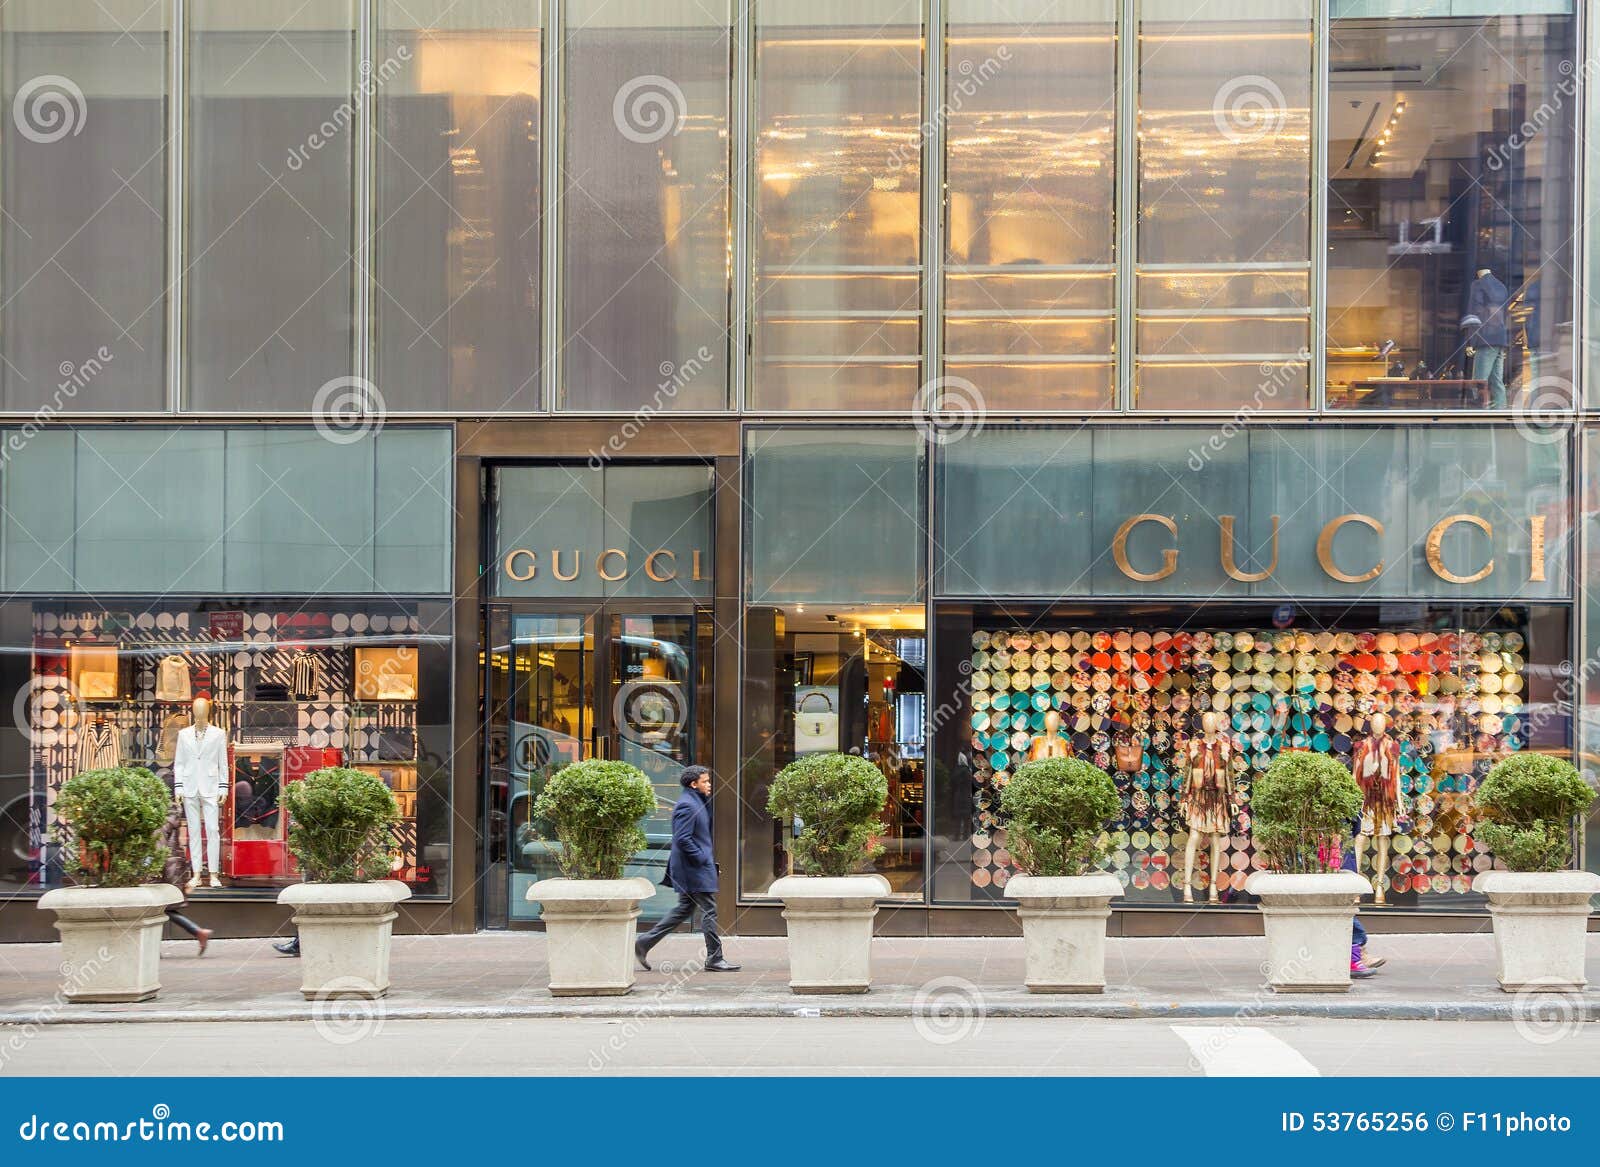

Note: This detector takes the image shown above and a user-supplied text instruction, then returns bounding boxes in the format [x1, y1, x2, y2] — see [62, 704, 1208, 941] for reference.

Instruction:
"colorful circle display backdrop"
[967, 626, 1525, 902]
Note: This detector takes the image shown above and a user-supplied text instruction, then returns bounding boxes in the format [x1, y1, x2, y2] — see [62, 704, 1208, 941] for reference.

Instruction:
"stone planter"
[527, 877, 657, 996]
[1245, 871, 1371, 993]
[1474, 871, 1600, 993]
[1007, 874, 1123, 993]
[278, 880, 412, 1000]
[768, 874, 891, 994]
[38, 884, 182, 1003]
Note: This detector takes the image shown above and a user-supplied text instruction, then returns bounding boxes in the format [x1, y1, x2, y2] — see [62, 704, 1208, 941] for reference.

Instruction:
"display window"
[930, 602, 1571, 908]
[740, 604, 927, 898]
[0, 599, 452, 898]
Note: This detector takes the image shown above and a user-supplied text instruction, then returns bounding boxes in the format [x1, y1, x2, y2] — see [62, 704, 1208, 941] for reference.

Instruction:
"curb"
[1, 998, 1592, 1026]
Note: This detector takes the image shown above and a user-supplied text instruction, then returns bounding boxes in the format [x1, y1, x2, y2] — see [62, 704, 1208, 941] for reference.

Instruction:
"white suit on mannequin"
[173, 697, 228, 889]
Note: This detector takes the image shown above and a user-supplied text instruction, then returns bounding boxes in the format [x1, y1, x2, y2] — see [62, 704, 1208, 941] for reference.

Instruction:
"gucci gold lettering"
[552, 550, 581, 582]
[692, 549, 705, 581]
[504, 548, 537, 582]
[1316, 514, 1384, 584]
[597, 549, 628, 582]
[645, 550, 677, 582]
[1425, 514, 1493, 584]
[1529, 516, 1546, 583]
[1219, 515, 1279, 583]
[1113, 514, 1179, 583]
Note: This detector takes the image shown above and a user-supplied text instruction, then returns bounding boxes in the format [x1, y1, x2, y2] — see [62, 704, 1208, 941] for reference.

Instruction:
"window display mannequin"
[173, 696, 228, 890]
[1027, 709, 1073, 761]
[1180, 711, 1233, 904]
[1351, 712, 1404, 905]
[1465, 266, 1509, 408]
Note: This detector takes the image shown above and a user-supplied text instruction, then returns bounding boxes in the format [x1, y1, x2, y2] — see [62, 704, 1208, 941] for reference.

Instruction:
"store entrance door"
[484, 602, 710, 926]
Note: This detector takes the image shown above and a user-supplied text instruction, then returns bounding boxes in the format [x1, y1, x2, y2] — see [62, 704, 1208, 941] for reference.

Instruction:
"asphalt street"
[3, 1017, 1593, 1076]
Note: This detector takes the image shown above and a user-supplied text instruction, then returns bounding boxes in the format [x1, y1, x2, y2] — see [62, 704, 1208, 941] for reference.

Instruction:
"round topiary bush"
[1251, 752, 1362, 874]
[55, 766, 170, 888]
[284, 767, 399, 883]
[1472, 754, 1596, 872]
[767, 753, 888, 877]
[1000, 757, 1121, 877]
[532, 759, 656, 880]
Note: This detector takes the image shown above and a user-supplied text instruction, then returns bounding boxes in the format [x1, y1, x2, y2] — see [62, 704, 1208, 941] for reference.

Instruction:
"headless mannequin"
[173, 696, 228, 890]
[1352, 712, 1403, 905]
[1182, 711, 1233, 904]
[1028, 709, 1073, 761]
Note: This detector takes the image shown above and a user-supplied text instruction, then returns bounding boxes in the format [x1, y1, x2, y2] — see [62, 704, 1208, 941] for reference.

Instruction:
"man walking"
[635, 766, 739, 972]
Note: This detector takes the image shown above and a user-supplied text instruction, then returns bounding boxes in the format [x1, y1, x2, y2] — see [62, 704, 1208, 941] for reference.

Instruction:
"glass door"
[492, 605, 704, 925]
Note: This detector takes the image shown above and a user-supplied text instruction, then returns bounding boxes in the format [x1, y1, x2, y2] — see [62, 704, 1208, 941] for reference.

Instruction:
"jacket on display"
[155, 655, 192, 702]
[174, 723, 228, 799]
[663, 786, 717, 894]
[1466, 272, 1509, 347]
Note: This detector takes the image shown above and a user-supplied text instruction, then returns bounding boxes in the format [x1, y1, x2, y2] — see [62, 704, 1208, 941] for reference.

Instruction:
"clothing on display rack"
[75, 718, 121, 773]
[288, 651, 327, 700]
[155, 655, 192, 702]
[155, 710, 188, 767]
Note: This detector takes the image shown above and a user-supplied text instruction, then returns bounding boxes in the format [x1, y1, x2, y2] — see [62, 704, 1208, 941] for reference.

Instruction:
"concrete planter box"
[38, 884, 182, 1003]
[278, 880, 412, 1000]
[1245, 871, 1371, 993]
[768, 874, 892, 994]
[1007, 874, 1123, 993]
[1474, 871, 1600, 993]
[527, 877, 657, 996]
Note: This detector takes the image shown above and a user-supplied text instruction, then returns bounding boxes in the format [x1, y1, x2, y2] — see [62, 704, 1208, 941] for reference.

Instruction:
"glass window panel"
[1135, 0, 1313, 410]
[1, 429, 76, 592]
[375, 428, 453, 593]
[745, 427, 925, 605]
[751, 1, 925, 410]
[0, 2, 167, 411]
[561, 0, 731, 411]
[1582, 427, 1600, 879]
[491, 465, 605, 598]
[1327, 11, 1577, 411]
[373, 1, 542, 412]
[187, 2, 357, 411]
[224, 429, 375, 592]
[74, 430, 225, 592]
[942, 0, 1117, 411]
[600, 465, 714, 599]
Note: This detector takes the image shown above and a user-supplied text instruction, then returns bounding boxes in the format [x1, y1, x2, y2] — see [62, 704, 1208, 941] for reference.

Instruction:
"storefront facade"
[1, 3, 1597, 938]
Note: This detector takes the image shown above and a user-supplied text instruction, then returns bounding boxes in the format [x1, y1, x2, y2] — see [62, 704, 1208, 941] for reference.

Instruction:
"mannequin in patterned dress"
[1352, 712, 1404, 905]
[1181, 711, 1234, 904]
[1027, 709, 1073, 761]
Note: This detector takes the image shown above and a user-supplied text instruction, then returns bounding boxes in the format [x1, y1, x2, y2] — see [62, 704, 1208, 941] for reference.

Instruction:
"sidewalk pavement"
[1, 932, 1595, 1024]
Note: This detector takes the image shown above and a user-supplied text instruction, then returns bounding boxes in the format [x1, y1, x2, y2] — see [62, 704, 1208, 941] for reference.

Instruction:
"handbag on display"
[1437, 746, 1475, 775]
[78, 671, 118, 700]
[793, 690, 838, 755]
[375, 674, 417, 700]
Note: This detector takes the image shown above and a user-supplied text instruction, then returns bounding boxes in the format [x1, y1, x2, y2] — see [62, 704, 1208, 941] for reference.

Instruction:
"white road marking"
[1171, 1024, 1321, 1077]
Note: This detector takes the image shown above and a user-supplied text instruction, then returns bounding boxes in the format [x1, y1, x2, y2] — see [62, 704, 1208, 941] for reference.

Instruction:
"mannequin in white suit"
[173, 696, 228, 890]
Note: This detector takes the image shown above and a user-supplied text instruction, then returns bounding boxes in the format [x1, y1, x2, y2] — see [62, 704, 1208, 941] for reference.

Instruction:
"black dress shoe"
[274, 937, 300, 958]
[634, 941, 651, 972]
[704, 958, 740, 972]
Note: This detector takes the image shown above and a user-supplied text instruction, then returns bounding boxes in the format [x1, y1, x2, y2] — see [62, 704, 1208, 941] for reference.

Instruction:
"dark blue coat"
[1467, 272, 1509, 347]
[664, 787, 717, 893]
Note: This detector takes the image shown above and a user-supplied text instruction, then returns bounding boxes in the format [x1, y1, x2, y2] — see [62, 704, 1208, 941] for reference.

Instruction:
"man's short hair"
[680, 765, 710, 788]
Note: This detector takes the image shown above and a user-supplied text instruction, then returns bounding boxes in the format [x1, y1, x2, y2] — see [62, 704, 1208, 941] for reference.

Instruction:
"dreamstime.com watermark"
[586, 956, 705, 1071]
[915, 376, 987, 447]
[1, 347, 115, 464]
[1213, 75, 1288, 145]
[287, 47, 412, 171]
[588, 345, 716, 468]
[912, 976, 987, 1045]
[0, 946, 114, 1072]
[312, 376, 386, 444]
[15, 1105, 284, 1143]
[12, 75, 86, 144]
[887, 47, 1013, 171]
[613, 75, 687, 144]
[1486, 57, 1587, 172]
[1182, 946, 1316, 1071]
[1187, 348, 1311, 471]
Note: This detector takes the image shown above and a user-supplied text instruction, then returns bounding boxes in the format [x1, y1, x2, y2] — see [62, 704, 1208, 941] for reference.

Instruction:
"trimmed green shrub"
[1473, 754, 1596, 872]
[55, 766, 169, 888]
[532, 760, 656, 880]
[1251, 752, 1362, 874]
[284, 767, 399, 883]
[1000, 757, 1121, 877]
[768, 753, 888, 877]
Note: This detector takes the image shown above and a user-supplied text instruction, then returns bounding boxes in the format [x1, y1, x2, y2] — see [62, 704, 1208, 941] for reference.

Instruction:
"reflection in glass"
[374, 1, 541, 412]
[1135, 0, 1313, 409]
[741, 605, 926, 897]
[1327, 12, 1577, 412]
[187, 1, 357, 410]
[751, 1, 925, 410]
[943, 1, 1117, 410]
[0, 2, 167, 411]
[562, 1, 731, 410]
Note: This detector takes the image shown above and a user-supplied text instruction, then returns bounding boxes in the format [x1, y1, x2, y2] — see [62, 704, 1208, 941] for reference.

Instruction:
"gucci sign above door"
[491, 464, 714, 599]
